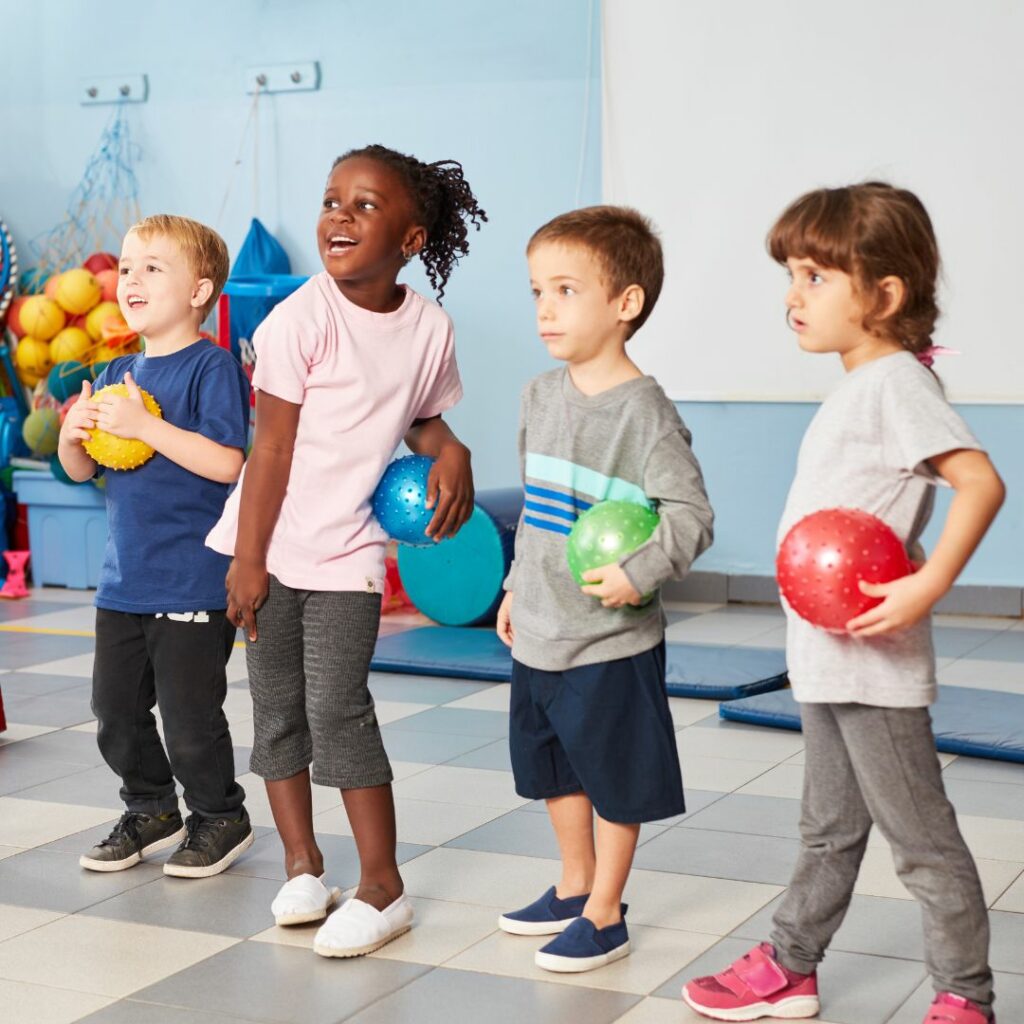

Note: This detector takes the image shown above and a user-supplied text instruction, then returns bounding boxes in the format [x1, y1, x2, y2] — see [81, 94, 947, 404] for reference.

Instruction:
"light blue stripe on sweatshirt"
[525, 452, 652, 509]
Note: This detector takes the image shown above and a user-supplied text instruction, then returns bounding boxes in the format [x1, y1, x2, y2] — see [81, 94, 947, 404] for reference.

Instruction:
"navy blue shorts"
[509, 641, 686, 824]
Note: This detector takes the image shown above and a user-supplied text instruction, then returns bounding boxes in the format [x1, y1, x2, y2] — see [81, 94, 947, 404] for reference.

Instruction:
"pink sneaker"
[682, 943, 820, 1021]
[924, 993, 993, 1023]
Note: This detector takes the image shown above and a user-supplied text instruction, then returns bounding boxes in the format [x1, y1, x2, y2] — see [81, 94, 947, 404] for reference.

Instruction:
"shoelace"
[99, 812, 145, 848]
[180, 816, 222, 851]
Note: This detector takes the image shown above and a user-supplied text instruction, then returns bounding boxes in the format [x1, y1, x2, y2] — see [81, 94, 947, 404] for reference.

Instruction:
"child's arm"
[94, 373, 243, 484]
[225, 391, 301, 641]
[849, 448, 1005, 636]
[581, 430, 714, 608]
[57, 380, 100, 482]
[404, 414, 474, 540]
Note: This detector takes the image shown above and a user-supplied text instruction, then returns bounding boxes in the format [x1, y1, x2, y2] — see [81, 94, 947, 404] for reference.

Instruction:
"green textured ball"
[22, 407, 61, 457]
[566, 500, 660, 587]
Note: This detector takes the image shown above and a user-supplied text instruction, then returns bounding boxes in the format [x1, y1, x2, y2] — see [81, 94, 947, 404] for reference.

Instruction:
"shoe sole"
[680, 989, 820, 1021]
[162, 829, 255, 878]
[314, 923, 412, 959]
[535, 940, 630, 973]
[274, 888, 342, 927]
[79, 825, 187, 873]
[498, 914, 577, 936]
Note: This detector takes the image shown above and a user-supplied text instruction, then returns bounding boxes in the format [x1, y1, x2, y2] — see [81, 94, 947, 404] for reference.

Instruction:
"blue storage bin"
[13, 470, 107, 589]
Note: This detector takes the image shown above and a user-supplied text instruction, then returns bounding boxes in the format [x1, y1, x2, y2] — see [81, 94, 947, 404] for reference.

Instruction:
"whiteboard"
[602, 0, 1024, 403]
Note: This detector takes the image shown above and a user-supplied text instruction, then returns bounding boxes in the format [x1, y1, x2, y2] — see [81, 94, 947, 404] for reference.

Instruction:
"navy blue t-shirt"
[92, 340, 250, 613]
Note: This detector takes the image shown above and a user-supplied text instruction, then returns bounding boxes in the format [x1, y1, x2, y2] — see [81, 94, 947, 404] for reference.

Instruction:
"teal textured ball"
[566, 500, 660, 587]
[48, 360, 92, 402]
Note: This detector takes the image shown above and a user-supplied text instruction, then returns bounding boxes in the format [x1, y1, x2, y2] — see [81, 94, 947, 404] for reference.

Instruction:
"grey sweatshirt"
[504, 368, 713, 671]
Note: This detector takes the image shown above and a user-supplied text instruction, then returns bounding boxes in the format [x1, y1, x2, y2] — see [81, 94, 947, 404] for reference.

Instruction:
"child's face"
[118, 231, 208, 338]
[784, 257, 870, 356]
[528, 242, 631, 364]
[318, 157, 425, 285]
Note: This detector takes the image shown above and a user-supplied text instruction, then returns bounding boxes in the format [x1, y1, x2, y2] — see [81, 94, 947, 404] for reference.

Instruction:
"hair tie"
[915, 344, 959, 369]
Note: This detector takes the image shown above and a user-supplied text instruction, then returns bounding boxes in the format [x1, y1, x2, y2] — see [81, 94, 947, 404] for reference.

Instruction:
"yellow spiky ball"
[83, 383, 163, 470]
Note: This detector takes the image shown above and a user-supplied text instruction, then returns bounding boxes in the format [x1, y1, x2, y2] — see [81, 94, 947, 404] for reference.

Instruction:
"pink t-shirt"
[206, 272, 463, 592]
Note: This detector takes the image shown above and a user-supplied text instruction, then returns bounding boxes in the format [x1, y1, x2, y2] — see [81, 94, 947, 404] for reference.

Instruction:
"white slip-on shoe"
[313, 893, 414, 958]
[271, 873, 342, 927]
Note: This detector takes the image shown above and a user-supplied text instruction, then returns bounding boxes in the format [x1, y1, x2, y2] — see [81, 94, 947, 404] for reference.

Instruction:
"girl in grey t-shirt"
[683, 184, 1005, 1023]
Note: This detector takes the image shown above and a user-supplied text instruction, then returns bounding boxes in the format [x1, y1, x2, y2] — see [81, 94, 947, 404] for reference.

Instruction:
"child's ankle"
[355, 873, 404, 910]
[285, 854, 324, 879]
[581, 898, 623, 929]
[555, 877, 593, 900]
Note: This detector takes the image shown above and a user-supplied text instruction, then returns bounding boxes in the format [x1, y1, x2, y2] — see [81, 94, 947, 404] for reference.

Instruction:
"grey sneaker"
[80, 811, 185, 872]
[163, 811, 254, 878]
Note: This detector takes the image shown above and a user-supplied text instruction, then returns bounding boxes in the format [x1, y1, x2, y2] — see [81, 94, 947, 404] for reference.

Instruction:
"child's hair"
[767, 182, 940, 355]
[332, 144, 487, 302]
[127, 214, 230, 319]
[527, 205, 663, 337]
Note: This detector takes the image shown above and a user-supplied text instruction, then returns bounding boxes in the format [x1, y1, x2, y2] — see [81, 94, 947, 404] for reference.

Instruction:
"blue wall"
[681, 401, 1022, 587]
[0, 0, 602, 495]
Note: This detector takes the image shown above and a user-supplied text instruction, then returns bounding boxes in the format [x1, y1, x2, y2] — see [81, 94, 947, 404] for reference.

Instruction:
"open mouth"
[326, 234, 358, 254]
[126, 296, 147, 309]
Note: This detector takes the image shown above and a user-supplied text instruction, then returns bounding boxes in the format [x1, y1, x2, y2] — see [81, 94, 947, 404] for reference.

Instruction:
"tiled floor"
[0, 589, 1022, 1024]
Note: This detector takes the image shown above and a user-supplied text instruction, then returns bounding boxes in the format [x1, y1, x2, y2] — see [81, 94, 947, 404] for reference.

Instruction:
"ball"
[55, 268, 102, 315]
[14, 335, 53, 385]
[371, 454, 437, 546]
[22, 407, 61, 456]
[85, 301, 123, 342]
[18, 296, 66, 341]
[49, 326, 93, 364]
[44, 275, 61, 301]
[6, 295, 31, 338]
[83, 252, 118, 275]
[47, 361, 92, 402]
[566, 500, 660, 587]
[82, 383, 163, 470]
[776, 507, 914, 632]
[94, 268, 119, 303]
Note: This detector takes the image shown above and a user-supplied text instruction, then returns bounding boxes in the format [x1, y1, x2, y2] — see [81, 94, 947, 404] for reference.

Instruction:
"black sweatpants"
[92, 608, 246, 820]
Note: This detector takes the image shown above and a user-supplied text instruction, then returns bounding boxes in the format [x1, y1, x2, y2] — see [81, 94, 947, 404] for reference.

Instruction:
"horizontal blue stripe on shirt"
[524, 515, 573, 536]
[524, 500, 578, 523]
[524, 483, 593, 511]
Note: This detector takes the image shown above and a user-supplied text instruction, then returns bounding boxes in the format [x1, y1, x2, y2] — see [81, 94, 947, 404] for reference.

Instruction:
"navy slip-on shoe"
[498, 886, 590, 936]
[534, 913, 630, 973]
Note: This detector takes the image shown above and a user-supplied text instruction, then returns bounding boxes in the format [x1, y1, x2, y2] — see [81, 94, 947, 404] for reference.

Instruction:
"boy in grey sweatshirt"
[495, 206, 713, 974]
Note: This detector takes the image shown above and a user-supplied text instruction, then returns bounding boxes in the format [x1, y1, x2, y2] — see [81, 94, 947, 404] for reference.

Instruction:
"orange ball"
[94, 268, 119, 303]
[6, 295, 31, 338]
[44, 276, 61, 300]
[85, 301, 123, 341]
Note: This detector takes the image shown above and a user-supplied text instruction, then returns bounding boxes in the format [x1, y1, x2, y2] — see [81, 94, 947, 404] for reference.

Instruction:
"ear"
[617, 283, 645, 326]
[192, 278, 214, 311]
[401, 225, 428, 260]
[876, 275, 906, 322]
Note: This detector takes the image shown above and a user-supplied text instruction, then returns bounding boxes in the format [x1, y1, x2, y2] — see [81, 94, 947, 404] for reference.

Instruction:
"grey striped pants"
[245, 576, 393, 789]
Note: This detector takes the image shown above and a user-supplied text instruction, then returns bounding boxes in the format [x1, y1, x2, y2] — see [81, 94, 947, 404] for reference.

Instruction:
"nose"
[785, 282, 801, 309]
[536, 295, 555, 321]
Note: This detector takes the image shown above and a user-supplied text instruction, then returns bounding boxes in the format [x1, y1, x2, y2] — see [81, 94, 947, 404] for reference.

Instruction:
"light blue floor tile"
[990, 910, 1024, 975]
[387, 707, 509, 738]
[943, 757, 1024, 786]
[369, 672, 493, 703]
[932, 628, 1006, 659]
[0, 752, 92, 797]
[8, 763, 123, 805]
[131, 940, 431, 1024]
[961, 629, 1024, 663]
[945, 779, 1024, 821]
[678, 793, 802, 840]
[346, 966, 640, 1024]
[0, 670, 91, 696]
[380, 726, 496, 764]
[2, 689, 95, 727]
[6, 727, 107, 766]
[448, 738, 513, 771]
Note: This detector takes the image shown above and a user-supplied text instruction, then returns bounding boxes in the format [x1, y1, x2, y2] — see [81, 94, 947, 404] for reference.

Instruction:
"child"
[58, 214, 253, 877]
[495, 206, 714, 973]
[682, 183, 1004, 1023]
[206, 144, 484, 957]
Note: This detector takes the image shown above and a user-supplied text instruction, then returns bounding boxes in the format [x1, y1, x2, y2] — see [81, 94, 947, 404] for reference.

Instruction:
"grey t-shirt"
[505, 368, 714, 671]
[780, 352, 982, 707]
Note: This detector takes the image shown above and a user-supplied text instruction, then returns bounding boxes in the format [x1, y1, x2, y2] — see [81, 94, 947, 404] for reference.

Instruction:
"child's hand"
[580, 563, 644, 608]
[226, 557, 269, 641]
[60, 380, 97, 444]
[496, 591, 514, 647]
[425, 441, 474, 541]
[93, 372, 153, 441]
[846, 571, 943, 637]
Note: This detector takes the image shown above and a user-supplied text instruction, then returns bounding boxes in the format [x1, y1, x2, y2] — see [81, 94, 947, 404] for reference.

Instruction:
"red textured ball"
[776, 508, 913, 632]
[83, 252, 119, 275]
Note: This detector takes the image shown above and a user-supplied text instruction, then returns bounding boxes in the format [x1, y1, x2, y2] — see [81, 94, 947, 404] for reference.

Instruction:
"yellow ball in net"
[83, 383, 163, 470]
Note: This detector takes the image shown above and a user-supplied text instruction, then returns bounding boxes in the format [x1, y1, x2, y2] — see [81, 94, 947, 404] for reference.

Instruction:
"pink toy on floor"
[0, 550, 30, 600]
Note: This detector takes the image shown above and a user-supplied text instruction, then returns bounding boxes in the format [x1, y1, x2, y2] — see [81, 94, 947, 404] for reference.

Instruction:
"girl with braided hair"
[207, 144, 486, 958]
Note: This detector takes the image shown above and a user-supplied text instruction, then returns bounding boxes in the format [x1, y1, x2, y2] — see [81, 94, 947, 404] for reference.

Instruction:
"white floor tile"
[667, 698, 718, 728]
[0, 904, 66, 943]
[676, 752, 777, 793]
[992, 869, 1024, 912]
[2, 607, 98, 633]
[0, 915, 238, 997]
[393, 765, 530, 809]
[235, 772, 342, 828]
[0, 798, 116, 848]
[444, 686, 511, 712]
[0, 978, 115, 1024]
[736, 763, 805, 799]
[681, 723, 804, 762]
[0, 723, 60, 744]
[374, 700, 436, 725]
[937, 659, 1024, 694]
[17, 654, 95, 678]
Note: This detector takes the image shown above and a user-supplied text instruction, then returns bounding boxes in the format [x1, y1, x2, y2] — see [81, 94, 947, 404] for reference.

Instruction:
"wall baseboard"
[664, 572, 1024, 618]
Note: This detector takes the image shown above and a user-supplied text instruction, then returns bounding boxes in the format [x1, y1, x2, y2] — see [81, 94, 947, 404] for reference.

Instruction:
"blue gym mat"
[371, 626, 789, 700]
[720, 687, 1024, 764]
